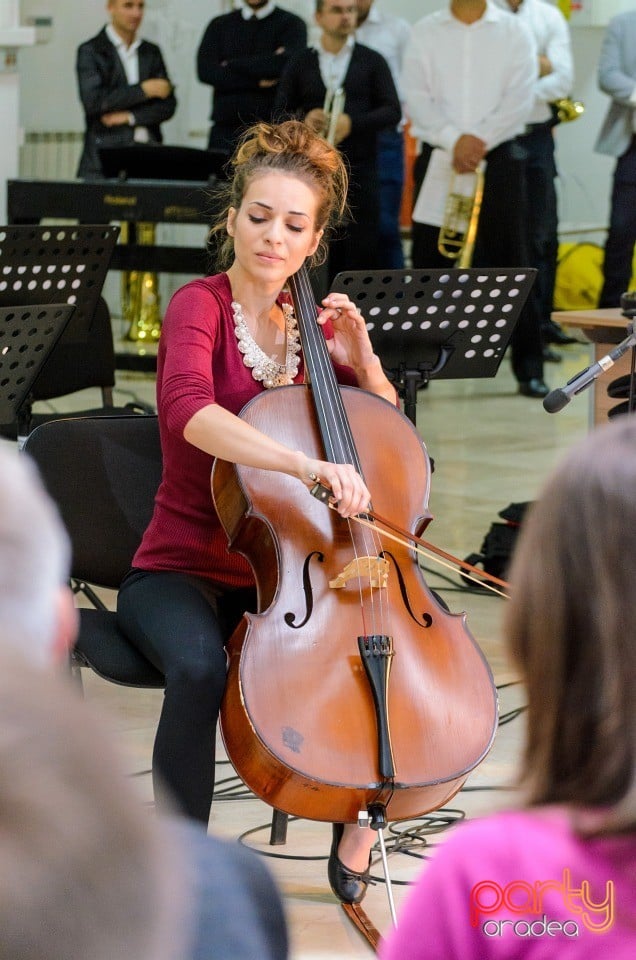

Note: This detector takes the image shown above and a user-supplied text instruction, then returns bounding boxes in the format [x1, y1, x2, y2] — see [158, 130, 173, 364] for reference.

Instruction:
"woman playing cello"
[117, 119, 397, 902]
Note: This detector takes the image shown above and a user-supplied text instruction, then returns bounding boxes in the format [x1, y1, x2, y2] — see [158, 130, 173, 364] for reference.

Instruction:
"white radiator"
[19, 132, 83, 181]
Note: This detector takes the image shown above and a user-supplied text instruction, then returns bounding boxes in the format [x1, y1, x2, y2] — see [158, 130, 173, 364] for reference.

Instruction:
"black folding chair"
[22, 414, 164, 687]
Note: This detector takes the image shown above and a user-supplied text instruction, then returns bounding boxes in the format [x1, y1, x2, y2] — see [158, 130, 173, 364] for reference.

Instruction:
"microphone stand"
[543, 293, 636, 414]
[624, 295, 636, 416]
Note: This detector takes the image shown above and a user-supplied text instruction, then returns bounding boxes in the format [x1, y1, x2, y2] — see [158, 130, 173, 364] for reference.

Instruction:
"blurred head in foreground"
[504, 418, 636, 831]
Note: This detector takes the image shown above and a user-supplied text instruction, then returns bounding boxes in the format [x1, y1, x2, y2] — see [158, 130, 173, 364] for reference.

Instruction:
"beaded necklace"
[232, 300, 301, 388]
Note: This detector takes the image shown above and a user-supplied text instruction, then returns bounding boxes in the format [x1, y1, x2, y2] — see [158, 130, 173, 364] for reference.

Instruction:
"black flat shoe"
[542, 345, 562, 363]
[542, 321, 578, 346]
[327, 823, 371, 904]
[518, 378, 549, 399]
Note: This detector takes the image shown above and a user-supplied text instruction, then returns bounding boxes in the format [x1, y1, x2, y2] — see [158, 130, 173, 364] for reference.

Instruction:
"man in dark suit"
[76, 0, 176, 179]
[197, 0, 307, 158]
[275, 0, 400, 286]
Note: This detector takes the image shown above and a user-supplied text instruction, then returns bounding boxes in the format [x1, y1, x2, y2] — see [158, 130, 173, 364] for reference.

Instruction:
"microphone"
[543, 326, 636, 414]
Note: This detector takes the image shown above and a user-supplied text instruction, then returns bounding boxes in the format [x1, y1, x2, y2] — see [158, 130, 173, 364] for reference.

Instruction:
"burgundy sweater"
[133, 273, 357, 588]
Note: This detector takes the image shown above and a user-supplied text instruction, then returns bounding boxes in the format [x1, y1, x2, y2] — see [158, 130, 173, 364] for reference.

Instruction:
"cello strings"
[296, 270, 382, 635]
[294, 266, 390, 638]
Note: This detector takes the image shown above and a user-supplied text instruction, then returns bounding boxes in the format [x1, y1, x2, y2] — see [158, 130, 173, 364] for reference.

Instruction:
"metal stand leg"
[269, 809, 289, 846]
[365, 803, 398, 928]
[376, 825, 397, 927]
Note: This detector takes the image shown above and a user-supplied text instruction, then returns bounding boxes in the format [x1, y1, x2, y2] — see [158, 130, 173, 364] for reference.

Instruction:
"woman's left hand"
[318, 293, 397, 405]
[318, 294, 375, 371]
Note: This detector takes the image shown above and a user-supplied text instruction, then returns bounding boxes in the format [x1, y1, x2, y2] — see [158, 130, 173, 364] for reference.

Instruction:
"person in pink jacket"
[380, 416, 636, 959]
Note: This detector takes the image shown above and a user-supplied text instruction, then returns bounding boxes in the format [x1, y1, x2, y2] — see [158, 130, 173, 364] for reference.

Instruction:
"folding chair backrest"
[30, 296, 116, 401]
[23, 415, 161, 589]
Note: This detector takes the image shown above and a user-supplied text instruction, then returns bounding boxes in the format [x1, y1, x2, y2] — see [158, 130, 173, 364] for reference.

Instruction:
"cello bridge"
[329, 556, 389, 589]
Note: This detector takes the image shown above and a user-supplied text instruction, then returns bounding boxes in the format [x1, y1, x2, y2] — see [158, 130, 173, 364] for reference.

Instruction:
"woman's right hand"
[186, 406, 371, 517]
[296, 455, 371, 518]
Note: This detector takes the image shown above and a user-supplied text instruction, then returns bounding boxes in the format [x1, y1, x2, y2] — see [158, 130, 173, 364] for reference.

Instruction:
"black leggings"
[117, 569, 256, 824]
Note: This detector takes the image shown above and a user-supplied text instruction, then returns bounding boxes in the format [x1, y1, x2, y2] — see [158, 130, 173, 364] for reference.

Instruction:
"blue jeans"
[377, 128, 405, 269]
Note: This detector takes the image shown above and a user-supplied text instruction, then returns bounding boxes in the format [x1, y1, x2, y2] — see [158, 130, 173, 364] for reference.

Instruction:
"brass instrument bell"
[437, 162, 486, 269]
[120, 222, 162, 343]
[552, 97, 585, 123]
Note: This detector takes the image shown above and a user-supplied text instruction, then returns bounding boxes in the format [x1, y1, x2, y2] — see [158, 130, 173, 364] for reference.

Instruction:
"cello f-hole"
[284, 551, 324, 629]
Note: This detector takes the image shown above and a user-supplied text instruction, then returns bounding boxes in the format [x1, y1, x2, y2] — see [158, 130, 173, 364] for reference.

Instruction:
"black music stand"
[331, 268, 537, 425]
[0, 303, 76, 441]
[0, 224, 120, 439]
[0, 224, 119, 344]
[99, 144, 228, 183]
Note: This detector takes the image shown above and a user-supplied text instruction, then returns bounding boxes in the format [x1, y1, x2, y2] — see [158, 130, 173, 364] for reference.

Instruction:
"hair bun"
[234, 120, 344, 178]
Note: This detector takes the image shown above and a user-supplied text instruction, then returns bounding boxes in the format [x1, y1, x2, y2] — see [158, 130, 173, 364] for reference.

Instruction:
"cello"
[213, 263, 498, 828]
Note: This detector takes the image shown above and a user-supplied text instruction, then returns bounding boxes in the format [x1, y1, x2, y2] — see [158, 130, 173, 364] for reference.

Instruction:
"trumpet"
[323, 86, 345, 146]
[438, 161, 486, 269]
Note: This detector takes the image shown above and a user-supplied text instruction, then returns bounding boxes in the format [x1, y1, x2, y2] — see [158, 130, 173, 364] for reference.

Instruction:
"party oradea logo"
[470, 869, 615, 939]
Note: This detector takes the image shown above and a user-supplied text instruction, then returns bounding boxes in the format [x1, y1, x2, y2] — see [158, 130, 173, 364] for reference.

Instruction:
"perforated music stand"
[0, 224, 119, 344]
[0, 303, 76, 439]
[331, 268, 537, 425]
[0, 225, 120, 440]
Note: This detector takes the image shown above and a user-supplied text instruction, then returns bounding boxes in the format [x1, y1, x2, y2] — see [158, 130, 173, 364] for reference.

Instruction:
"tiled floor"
[40, 332, 592, 957]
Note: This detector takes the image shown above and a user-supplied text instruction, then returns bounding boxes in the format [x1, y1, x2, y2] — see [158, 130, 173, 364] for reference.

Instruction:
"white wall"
[11, 0, 630, 233]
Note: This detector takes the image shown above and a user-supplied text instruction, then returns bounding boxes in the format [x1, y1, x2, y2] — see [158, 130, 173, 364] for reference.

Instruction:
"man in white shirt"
[355, 0, 412, 268]
[402, 0, 547, 397]
[76, 0, 176, 178]
[499, 0, 576, 357]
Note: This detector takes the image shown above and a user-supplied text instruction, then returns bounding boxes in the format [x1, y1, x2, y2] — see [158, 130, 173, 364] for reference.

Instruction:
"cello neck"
[287, 264, 364, 475]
